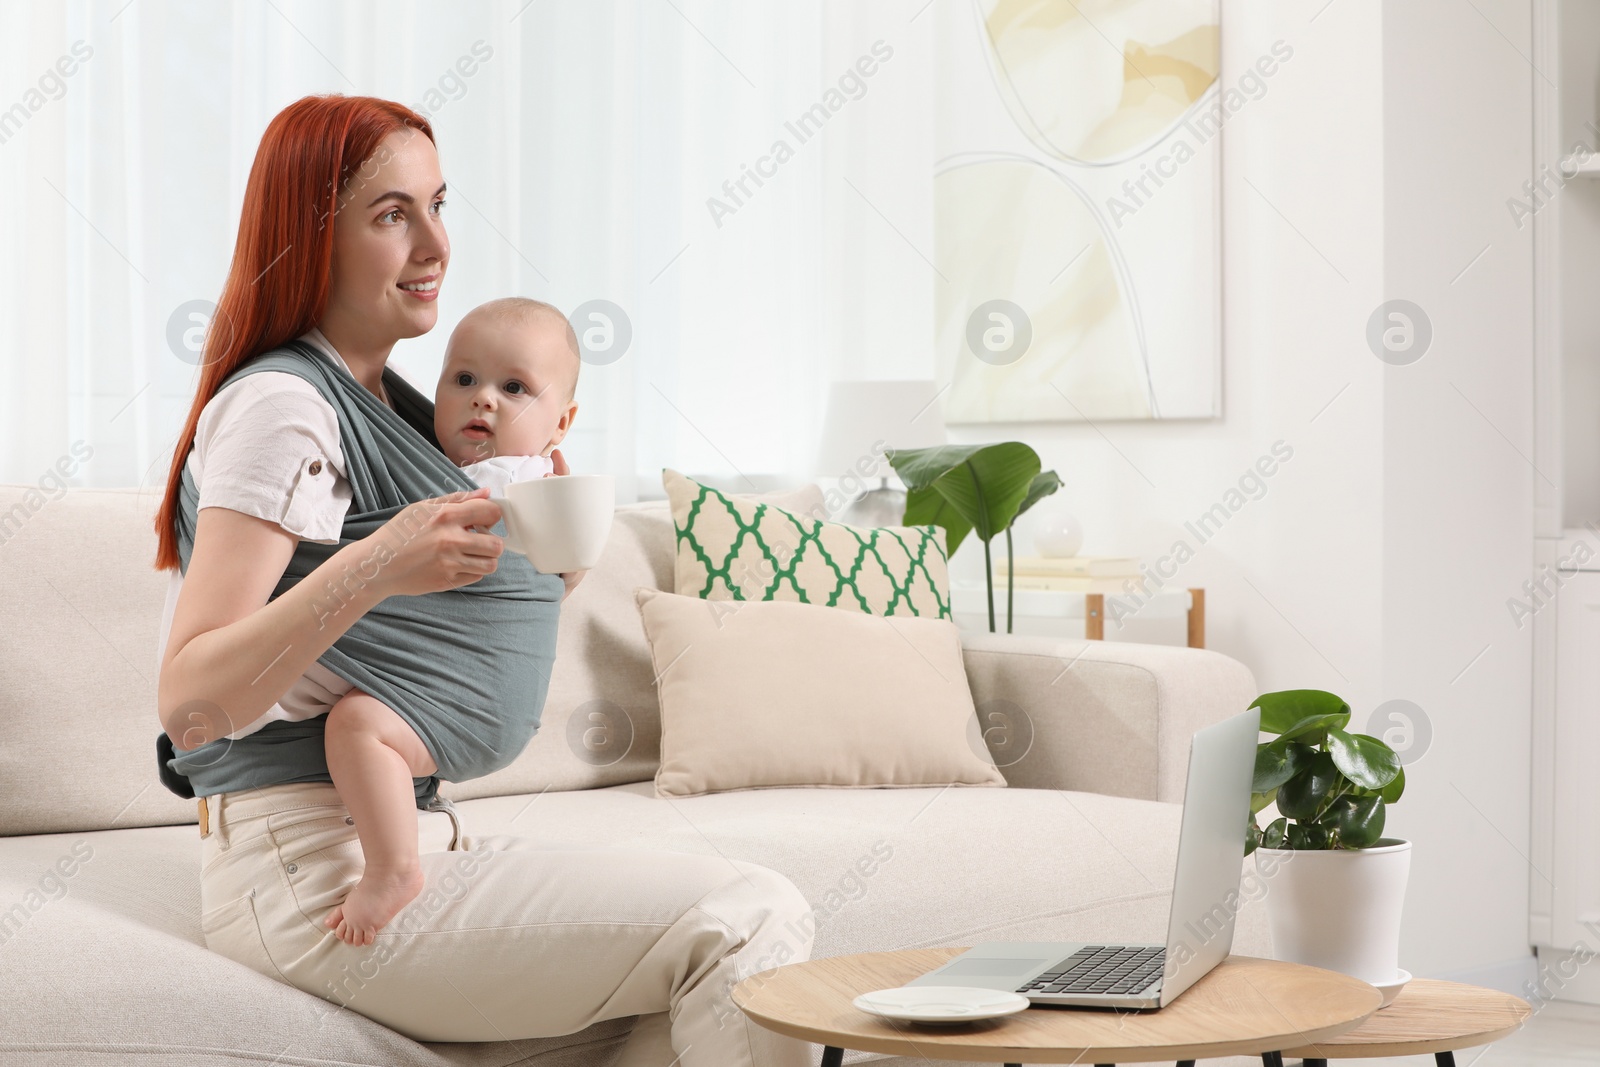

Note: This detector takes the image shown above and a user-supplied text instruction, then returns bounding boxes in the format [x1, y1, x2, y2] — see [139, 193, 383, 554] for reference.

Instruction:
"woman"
[153, 95, 814, 1066]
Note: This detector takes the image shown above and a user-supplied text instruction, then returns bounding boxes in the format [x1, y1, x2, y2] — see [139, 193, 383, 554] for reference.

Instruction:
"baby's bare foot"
[324, 864, 425, 947]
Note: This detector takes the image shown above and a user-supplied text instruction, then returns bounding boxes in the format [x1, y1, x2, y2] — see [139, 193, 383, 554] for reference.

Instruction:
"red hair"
[153, 95, 434, 571]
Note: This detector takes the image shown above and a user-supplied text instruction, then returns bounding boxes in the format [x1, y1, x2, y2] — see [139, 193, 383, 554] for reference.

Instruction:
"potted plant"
[885, 442, 1060, 634]
[1245, 688, 1412, 1001]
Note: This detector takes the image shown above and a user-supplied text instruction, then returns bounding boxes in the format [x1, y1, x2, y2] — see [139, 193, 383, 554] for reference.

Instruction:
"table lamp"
[814, 380, 946, 526]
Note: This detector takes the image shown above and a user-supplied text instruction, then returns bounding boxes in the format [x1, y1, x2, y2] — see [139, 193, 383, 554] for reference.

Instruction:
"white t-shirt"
[154, 329, 553, 742]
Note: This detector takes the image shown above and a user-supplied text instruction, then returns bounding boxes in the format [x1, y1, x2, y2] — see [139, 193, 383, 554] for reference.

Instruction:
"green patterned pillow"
[663, 469, 951, 618]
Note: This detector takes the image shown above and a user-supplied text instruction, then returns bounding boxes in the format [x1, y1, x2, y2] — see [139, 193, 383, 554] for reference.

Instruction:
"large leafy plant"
[885, 442, 1060, 633]
[1246, 689, 1405, 854]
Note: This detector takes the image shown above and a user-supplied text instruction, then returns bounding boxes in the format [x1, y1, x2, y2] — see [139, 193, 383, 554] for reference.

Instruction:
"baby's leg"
[322, 690, 438, 947]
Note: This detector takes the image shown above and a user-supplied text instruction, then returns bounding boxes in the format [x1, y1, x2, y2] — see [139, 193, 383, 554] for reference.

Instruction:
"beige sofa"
[0, 484, 1267, 1066]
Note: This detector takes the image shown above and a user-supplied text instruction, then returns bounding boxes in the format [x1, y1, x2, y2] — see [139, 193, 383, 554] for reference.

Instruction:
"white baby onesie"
[455, 452, 556, 496]
[223, 451, 556, 741]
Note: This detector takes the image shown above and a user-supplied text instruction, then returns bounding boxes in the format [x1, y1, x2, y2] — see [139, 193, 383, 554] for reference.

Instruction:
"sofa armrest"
[960, 633, 1258, 803]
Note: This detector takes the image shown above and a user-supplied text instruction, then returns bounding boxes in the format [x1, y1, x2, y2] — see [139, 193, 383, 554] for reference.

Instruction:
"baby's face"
[434, 312, 578, 468]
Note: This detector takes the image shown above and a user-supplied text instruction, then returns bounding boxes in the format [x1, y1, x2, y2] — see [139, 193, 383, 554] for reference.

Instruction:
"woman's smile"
[398, 272, 440, 301]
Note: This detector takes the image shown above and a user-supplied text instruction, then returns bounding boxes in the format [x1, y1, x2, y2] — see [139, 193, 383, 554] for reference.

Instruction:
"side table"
[1282, 978, 1531, 1067]
[951, 581, 1207, 647]
[732, 948, 1381, 1066]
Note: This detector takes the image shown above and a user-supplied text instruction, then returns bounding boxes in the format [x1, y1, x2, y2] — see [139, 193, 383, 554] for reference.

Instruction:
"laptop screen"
[1157, 706, 1261, 1005]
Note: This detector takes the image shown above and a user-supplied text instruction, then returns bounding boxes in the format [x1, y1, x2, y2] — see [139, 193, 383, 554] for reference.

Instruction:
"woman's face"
[323, 128, 449, 353]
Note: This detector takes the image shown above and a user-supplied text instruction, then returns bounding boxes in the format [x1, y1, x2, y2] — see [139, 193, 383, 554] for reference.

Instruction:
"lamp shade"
[814, 380, 946, 479]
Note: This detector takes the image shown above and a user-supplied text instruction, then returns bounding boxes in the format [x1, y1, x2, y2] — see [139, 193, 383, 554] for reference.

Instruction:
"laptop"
[905, 706, 1260, 1010]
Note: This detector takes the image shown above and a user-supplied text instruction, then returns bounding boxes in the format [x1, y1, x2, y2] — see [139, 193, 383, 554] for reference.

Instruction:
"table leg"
[1302, 1060, 1328, 1067]
[1436, 1054, 1456, 1067]
[1176, 1061, 1196, 1067]
[1187, 588, 1205, 648]
[1261, 1052, 1285, 1067]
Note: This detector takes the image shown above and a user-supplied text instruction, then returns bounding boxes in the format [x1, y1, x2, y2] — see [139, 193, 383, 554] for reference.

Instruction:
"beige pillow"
[635, 587, 1007, 797]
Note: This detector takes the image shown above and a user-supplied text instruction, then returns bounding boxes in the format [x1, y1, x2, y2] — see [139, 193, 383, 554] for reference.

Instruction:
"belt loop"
[213, 792, 232, 850]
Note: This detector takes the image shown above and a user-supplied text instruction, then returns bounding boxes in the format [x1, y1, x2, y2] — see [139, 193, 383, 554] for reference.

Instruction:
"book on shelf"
[997, 556, 1142, 578]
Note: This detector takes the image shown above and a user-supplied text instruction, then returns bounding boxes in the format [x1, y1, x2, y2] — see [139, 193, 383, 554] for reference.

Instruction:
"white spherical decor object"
[1033, 505, 1084, 558]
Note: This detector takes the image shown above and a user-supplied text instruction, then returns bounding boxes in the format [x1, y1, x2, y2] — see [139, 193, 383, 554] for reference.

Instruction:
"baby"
[322, 296, 581, 946]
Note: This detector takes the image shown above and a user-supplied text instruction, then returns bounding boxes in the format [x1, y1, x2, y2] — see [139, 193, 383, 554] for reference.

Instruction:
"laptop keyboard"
[1016, 945, 1165, 996]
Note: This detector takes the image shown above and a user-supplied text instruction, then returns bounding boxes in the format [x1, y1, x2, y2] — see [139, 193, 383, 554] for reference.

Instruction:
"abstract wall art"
[935, 0, 1226, 422]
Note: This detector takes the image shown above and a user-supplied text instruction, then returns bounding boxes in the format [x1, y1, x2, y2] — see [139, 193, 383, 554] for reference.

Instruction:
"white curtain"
[0, 0, 935, 501]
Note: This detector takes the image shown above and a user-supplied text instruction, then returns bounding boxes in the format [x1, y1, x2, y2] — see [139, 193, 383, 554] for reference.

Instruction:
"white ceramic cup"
[497, 474, 615, 574]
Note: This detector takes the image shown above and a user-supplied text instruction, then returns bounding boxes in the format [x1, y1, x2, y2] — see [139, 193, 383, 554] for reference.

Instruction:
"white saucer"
[852, 986, 1031, 1025]
[1373, 969, 1413, 1009]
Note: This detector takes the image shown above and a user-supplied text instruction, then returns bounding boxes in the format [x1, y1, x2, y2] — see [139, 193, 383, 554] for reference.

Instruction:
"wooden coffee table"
[1282, 978, 1531, 1067]
[732, 947, 1383, 1066]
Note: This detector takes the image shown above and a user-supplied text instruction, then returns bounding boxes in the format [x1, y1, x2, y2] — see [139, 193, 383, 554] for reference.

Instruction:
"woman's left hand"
[546, 448, 588, 601]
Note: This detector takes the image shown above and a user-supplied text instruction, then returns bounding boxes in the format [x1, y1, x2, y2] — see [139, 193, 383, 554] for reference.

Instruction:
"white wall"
[1380, 0, 1534, 980]
[833, 0, 1536, 981]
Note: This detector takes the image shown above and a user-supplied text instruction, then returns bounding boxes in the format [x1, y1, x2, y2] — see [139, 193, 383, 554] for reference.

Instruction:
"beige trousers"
[198, 781, 817, 1066]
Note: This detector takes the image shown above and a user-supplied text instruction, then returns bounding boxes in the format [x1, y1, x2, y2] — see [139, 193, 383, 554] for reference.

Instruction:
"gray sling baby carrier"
[156, 340, 562, 808]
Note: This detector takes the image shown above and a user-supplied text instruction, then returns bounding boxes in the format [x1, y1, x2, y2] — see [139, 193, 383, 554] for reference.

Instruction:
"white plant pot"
[1253, 837, 1411, 988]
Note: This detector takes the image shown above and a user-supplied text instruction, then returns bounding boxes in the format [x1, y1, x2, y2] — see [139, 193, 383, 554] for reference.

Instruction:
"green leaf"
[886, 443, 991, 491]
[1246, 812, 1262, 856]
[1286, 820, 1332, 850]
[1262, 817, 1288, 849]
[1326, 794, 1386, 848]
[1326, 728, 1402, 791]
[1015, 470, 1062, 519]
[1253, 738, 1309, 793]
[903, 484, 973, 556]
[1250, 690, 1352, 740]
[887, 443, 1041, 544]
[1378, 764, 1406, 804]
[1250, 787, 1279, 815]
[1275, 751, 1339, 821]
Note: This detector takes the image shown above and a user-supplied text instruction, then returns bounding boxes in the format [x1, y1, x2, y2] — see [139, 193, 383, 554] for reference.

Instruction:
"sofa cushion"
[450, 784, 1271, 964]
[663, 469, 952, 618]
[0, 785, 1272, 1064]
[636, 589, 1006, 797]
[0, 486, 197, 836]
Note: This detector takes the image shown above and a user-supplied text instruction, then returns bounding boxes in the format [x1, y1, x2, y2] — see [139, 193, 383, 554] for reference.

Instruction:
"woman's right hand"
[352, 487, 507, 598]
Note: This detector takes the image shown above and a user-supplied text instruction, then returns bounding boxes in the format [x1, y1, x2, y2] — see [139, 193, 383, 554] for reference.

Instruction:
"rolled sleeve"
[193, 371, 353, 543]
